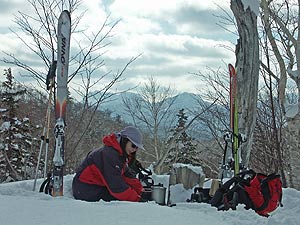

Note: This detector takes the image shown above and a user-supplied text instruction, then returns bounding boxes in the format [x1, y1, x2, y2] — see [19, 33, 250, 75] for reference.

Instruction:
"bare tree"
[122, 76, 178, 173]
[1, 0, 133, 100]
[192, 68, 233, 175]
[260, 0, 300, 189]
[1, 0, 138, 176]
[252, 64, 287, 180]
[231, 0, 260, 168]
[191, 1, 298, 187]
[65, 56, 138, 163]
[193, 67, 231, 133]
[252, 25, 289, 186]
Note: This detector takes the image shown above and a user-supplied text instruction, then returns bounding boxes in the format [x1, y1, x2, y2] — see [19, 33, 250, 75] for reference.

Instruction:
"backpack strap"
[255, 173, 281, 212]
[260, 173, 280, 184]
[262, 173, 283, 207]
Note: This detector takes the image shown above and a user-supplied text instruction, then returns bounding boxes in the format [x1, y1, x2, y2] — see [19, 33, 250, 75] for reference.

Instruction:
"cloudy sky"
[0, 0, 237, 96]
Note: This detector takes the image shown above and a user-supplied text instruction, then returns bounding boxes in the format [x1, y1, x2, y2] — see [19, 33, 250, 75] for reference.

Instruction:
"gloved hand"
[124, 177, 143, 194]
[139, 197, 148, 202]
[139, 190, 152, 202]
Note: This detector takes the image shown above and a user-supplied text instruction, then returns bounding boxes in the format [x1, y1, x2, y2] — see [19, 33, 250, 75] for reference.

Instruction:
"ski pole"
[33, 89, 53, 191]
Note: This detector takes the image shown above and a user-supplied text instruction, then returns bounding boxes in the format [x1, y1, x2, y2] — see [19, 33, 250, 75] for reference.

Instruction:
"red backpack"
[244, 172, 283, 217]
[210, 170, 283, 217]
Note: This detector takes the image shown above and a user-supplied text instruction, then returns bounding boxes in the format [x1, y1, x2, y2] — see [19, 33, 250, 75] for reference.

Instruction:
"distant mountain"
[92, 91, 223, 140]
[97, 92, 203, 121]
[97, 92, 138, 118]
[168, 92, 202, 112]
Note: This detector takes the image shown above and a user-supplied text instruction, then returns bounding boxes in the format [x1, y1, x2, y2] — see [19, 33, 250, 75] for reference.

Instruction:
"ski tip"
[228, 64, 236, 75]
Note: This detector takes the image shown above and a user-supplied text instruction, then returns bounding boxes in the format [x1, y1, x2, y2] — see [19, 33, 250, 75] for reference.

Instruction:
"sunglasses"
[131, 143, 138, 149]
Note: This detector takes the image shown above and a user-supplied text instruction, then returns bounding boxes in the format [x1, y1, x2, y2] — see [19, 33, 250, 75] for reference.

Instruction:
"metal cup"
[151, 185, 166, 205]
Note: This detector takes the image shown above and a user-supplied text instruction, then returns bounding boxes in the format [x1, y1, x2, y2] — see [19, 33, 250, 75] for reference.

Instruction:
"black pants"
[72, 173, 117, 202]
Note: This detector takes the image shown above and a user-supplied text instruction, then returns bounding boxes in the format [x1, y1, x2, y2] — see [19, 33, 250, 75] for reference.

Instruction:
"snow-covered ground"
[0, 174, 299, 225]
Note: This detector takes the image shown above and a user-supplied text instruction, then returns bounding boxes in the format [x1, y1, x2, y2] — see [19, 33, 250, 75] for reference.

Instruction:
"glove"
[124, 177, 143, 194]
[139, 197, 148, 202]
[139, 190, 152, 202]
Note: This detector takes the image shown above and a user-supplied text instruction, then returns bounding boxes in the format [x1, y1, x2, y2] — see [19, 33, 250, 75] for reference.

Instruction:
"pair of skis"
[51, 10, 71, 197]
[34, 10, 71, 196]
[229, 64, 239, 175]
[220, 64, 243, 181]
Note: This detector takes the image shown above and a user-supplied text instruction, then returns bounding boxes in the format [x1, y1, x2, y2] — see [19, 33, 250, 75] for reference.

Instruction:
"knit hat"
[120, 126, 145, 150]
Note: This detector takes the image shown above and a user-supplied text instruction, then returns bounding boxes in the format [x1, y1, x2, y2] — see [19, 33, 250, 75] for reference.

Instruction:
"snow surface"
[241, 0, 260, 16]
[0, 174, 299, 225]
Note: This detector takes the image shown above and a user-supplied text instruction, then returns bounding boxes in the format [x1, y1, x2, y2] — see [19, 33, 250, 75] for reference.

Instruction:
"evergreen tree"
[166, 109, 198, 165]
[0, 68, 36, 182]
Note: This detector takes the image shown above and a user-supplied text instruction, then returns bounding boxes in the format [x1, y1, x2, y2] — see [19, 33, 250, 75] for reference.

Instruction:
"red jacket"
[72, 133, 143, 202]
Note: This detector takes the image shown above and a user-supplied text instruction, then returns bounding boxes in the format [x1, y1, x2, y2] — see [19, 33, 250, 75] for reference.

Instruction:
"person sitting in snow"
[72, 126, 147, 202]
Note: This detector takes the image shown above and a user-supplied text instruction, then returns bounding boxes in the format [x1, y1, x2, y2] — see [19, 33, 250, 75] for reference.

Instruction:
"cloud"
[0, 0, 33, 31]
[0, 0, 236, 96]
[104, 32, 234, 73]
[109, 0, 179, 17]
[0, 0, 18, 14]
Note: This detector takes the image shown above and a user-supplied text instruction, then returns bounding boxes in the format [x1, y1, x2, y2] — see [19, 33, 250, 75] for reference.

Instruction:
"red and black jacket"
[72, 133, 143, 202]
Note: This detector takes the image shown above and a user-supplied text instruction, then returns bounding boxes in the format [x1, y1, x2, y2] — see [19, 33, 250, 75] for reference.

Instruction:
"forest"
[0, 0, 299, 191]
